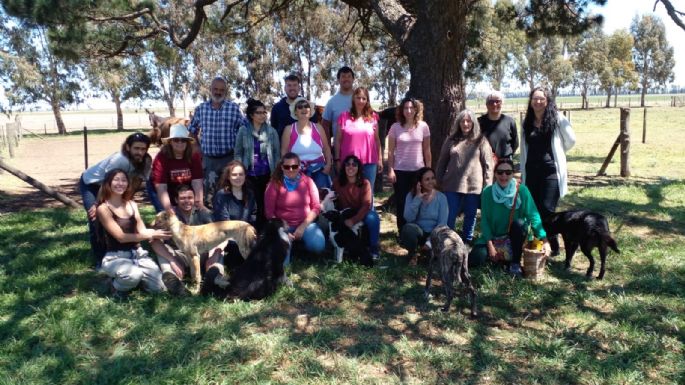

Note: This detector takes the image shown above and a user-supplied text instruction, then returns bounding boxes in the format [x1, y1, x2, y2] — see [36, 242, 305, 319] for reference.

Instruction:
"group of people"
[78, 64, 575, 297]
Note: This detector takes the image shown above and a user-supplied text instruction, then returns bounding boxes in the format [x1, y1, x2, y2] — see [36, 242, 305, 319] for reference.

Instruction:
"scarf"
[283, 174, 301, 192]
[492, 178, 520, 209]
[251, 123, 270, 155]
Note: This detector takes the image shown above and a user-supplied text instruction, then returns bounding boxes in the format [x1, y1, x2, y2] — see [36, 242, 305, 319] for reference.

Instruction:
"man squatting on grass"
[150, 185, 226, 296]
[79, 132, 152, 268]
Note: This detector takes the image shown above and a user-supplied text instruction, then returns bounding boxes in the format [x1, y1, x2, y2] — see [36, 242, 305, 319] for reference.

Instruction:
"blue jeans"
[445, 192, 480, 241]
[79, 175, 104, 267]
[363, 210, 381, 254]
[145, 179, 164, 213]
[285, 222, 326, 266]
[361, 164, 377, 192]
[307, 167, 332, 189]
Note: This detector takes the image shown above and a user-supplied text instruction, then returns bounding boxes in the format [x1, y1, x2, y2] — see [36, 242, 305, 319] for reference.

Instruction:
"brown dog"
[151, 210, 257, 293]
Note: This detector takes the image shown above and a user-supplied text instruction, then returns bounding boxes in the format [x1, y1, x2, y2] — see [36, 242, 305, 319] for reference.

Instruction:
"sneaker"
[508, 263, 523, 278]
[163, 271, 190, 297]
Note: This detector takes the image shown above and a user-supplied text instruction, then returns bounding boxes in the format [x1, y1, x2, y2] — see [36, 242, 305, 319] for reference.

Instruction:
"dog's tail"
[604, 234, 620, 253]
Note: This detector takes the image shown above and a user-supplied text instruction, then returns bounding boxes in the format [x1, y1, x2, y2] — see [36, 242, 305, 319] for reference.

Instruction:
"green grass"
[2, 107, 685, 384]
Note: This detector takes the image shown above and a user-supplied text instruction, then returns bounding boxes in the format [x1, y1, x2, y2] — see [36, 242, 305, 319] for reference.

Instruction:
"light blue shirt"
[322, 92, 352, 138]
[403, 191, 449, 233]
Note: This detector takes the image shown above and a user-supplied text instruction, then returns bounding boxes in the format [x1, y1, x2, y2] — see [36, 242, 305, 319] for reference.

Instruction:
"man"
[150, 185, 225, 296]
[188, 77, 246, 206]
[321, 66, 355, 144]
[270, 73, 320, 138]
[79, 132, 152, 268]
[477, 91, 519, 161]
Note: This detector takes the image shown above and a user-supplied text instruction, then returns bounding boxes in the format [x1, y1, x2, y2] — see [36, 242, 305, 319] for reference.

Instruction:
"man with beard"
[188, 77, 246, 206]
[270, 73, 320, 138]
[79, 132, 153, 268]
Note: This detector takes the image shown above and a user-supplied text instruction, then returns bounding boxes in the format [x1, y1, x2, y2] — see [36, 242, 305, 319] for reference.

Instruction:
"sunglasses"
[171, 138, 187, 143]
[487, 99, 502, 105]
[296, 104, 310, 110]
[495, 169, 513, 175]
[282, 164, 300, 171]
[344, 162, 359, 167]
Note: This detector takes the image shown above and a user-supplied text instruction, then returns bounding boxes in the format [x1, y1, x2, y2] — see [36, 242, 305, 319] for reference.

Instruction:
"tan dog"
[151, 211, 257, 293]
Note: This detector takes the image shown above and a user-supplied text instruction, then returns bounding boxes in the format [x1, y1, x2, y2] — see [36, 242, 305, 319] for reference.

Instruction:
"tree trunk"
[640, 81, 647, 107]
[613, 91, 618, 107]
[50, 99, 67, 135]
[581, 84, 588, 109]
[605, 88, 612, 108]
[113, 91, 124, 131]
[400, 2, 468, 168]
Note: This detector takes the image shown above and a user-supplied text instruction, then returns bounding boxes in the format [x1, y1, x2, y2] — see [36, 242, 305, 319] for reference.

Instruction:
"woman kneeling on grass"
[97, 169, 172, 298]
[470, 159, 551, 278]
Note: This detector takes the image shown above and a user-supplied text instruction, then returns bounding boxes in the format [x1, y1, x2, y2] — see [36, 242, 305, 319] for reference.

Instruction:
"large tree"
[598, 30, 636, 108]
[631, 14, 675, 107]
[1, 0, 606, 160]
[570, 26, 606, 109]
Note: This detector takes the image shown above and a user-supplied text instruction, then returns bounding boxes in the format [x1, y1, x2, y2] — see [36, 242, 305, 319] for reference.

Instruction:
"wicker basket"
[522, 248, 547, 279]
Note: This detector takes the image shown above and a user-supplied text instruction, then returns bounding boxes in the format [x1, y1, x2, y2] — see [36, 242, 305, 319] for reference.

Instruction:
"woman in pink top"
[387, 97, 432, 232]
[265, 152, 325, 265]
[334, 87, 383, 190]
[281, 97, 333, 189]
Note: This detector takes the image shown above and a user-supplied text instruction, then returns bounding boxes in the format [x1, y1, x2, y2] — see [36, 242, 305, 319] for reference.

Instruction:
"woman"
[400, 167, 449, 265]
[334, 87, 383, 189]
[213, 160, 257, 225]
[520, 87, 576, 254]
[234, 98, 280, 229]
[149, 124, 204, 212]
[281, 97, 333, 189]
[472, 159, 551, 277]
[435, 109, 493, 243]
[265, 152, 326, 264]
[96, 169, 172, 297]
[386, 97, 431, 232]
[332, 155, 381, 260]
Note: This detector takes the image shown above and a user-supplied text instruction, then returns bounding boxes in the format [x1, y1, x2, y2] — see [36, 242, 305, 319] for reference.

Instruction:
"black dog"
[425, 226, 477, 316]
[202, 218, 291, 300]
[544, 210, 620, 279]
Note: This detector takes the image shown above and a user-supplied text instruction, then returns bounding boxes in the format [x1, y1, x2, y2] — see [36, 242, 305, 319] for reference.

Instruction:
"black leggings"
[526, 169, 560, 252]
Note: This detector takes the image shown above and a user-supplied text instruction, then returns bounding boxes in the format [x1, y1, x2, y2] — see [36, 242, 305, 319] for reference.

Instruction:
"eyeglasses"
[282, 164, 300, 171]
[254, 111, 267, 115]
[344, 162, 359, 167]
[486, 99, 502, 105]
[495, 169, 513, 175]
[296, 104, 310, 110]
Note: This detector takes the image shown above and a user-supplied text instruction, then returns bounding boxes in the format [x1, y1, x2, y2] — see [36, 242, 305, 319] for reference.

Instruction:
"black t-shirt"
[525, 128, 557, 178]
[477, 114, 518, 159]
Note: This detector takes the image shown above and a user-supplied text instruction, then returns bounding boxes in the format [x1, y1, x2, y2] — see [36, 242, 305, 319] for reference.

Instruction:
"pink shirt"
[337, 111, 379, 164]
[264, 175, 321, 227]
[388, 121, 430, 171]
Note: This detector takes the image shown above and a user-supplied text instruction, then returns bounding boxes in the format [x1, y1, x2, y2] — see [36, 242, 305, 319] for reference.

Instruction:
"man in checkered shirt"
[189, 77, 246, 206]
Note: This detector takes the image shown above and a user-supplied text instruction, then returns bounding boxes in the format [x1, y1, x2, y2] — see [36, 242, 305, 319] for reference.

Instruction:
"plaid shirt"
[189, 100, 246, 156]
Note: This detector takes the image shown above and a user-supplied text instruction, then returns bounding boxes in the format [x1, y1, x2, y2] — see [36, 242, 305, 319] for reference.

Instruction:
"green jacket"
[478, 183, 546, 243]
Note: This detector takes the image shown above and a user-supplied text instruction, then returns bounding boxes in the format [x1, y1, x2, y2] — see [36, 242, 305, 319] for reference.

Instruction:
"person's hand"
[151, 229, 172, 241]
[344, 218, 356, 229]
[377, 159, 383, 173]
[416, 182, 428, 201]
[387, 168, 396, 184]
[487, 241, 497, 259]
[323, 163, 332, 175]
[335, 160, 341, 173]
[196, 201, 209, 211]
[87, 205, 97, 221]
[293, 223, 307, 240]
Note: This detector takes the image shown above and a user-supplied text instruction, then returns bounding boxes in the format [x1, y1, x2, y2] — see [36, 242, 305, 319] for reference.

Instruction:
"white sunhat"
[162, 123, 194, 143]
[289, 96, 315, 121]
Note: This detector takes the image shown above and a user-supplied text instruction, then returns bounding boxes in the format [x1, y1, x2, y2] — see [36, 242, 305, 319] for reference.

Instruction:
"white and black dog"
[201, 218, 291, 300]
[319, 188, 373, 267]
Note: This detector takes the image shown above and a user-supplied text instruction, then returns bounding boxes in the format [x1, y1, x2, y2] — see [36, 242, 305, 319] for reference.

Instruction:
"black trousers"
[393, 170, 417, 232]
[526, 168, 560, 252]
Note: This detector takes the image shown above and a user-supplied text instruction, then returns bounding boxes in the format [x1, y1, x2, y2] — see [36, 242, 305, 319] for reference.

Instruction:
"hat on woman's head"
[289, 97, 314, 120]
[162, 123, 194, 143]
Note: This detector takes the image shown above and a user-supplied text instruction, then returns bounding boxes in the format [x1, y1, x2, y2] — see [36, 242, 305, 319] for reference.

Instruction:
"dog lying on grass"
[202, 218, 291, 300]
[544, 210, 620, 280]
[151, 210, 257, 293]
[425, 225, 477, 316]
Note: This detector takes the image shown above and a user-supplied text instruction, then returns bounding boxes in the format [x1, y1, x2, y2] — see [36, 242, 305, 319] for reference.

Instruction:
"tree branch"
[341, 0, 415, 46]
[86, 8, 153, 22]
[655, 0, 685, 31]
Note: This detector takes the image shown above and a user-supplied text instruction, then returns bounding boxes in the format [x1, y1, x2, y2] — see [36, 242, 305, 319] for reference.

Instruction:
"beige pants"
[101, 248, 165, 293]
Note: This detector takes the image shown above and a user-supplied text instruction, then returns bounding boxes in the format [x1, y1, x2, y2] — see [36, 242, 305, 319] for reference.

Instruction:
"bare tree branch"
[86, 8, 153, 22]
[655, 0, 685, 31]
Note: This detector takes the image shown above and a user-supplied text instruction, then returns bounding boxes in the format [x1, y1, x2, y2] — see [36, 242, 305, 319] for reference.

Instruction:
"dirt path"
[0, 131, 159, 213]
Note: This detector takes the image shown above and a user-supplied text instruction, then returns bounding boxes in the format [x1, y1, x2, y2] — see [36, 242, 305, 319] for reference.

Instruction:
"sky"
[595, 0, 684, 84]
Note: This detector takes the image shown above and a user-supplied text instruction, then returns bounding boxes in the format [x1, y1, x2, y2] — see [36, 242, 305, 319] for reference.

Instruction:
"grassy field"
[1, 107, 684, 384]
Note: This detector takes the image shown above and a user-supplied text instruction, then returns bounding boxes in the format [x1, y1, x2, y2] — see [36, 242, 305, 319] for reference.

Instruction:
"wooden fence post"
[83, 126, 89, 170]
[7, 123, 17, 158]
[620, 108, 631, 177]
[642, 108, 647, 144]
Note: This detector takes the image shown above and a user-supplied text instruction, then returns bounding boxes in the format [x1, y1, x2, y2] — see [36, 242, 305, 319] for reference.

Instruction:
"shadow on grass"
[1, 207, 684, 384]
